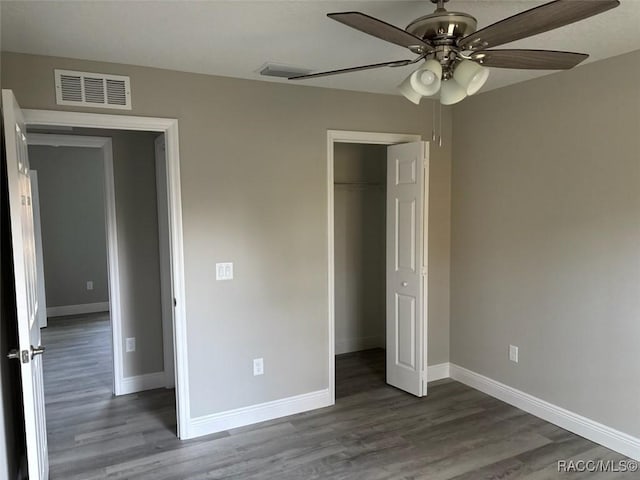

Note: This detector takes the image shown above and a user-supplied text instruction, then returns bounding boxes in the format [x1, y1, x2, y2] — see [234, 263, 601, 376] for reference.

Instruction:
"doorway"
[333, 142, 387, 398]
[327, 130, 429, 403]
[25, 129, 177, 474]
[20, 109, 188, 444]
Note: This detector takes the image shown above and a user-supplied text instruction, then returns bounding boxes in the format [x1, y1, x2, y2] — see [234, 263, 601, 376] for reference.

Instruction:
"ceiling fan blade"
[328, 12, 432, 50]
[459, 0, 620, 50]
[471, 49, 588, 69]
[289, 59, 413, 80]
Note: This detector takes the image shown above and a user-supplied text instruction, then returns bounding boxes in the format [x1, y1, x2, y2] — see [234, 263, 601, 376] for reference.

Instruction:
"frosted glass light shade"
[398, 75, 423, 104]
[440, 79, 467, 105]
[409, 59, 442, 97]
[453, 60, 489, 95]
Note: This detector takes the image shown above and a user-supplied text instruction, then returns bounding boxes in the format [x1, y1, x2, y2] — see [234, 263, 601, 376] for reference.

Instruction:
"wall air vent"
[258, 63, 313, 79]
[54, 69, 132, 110]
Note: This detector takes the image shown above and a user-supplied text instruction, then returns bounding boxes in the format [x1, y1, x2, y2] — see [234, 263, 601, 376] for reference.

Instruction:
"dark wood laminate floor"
[42, 314, 632, 479]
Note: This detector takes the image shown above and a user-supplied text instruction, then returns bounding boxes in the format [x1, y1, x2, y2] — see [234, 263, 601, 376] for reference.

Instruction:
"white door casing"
[3, 89, 49, 479]
[22, 108, 189, 439]
[30, 170, 48, 328]
[386, 141, 427, 397]
[155, 134, 175, 389]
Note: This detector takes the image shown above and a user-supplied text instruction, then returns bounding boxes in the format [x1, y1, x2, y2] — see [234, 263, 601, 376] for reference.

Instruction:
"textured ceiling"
[2, 1, 639, 96]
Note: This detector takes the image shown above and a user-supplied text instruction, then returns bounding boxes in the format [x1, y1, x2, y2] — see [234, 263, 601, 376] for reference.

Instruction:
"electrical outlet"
[509, 345, 519, 363]
[216, 262, 234, 281]
[86, 280, 94, 291]
[126, 337, 136, 353]
[253, 358, 264, 376]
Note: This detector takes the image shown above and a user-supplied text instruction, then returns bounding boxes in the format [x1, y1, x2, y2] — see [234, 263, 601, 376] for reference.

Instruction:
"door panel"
[396, 198, 416, 271]
[386, 141, 427, 397]
[3, 89, 49, 479]
[395, 293, 416, 369]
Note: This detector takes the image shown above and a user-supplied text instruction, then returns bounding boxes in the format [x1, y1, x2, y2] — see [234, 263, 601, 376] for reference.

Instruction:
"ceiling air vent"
[54, 69, 132, 110]
[258, 63, 313, 79]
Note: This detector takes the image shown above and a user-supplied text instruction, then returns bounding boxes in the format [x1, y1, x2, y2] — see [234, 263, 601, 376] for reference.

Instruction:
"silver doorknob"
[401, 281, 408, 287]
[31, 345, 46, 359]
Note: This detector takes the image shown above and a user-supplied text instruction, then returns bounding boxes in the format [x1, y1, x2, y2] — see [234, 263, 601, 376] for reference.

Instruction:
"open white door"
[30, 170, 48, 328]
[386, 141, 427, 397]
[2, 90, 49, 478]
[155, 134, 175, 388]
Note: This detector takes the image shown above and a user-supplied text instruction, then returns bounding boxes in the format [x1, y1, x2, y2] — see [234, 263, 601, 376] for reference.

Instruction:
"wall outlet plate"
[86, 280, 94, 291]
[216, 262, 234, 281]
[509, 345, 519, 363]
[253, 358, 264, 376]
[126, 337, 136, 353]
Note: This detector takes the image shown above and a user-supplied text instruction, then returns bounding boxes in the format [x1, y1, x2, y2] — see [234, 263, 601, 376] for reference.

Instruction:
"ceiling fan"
[289, 0, 620, 105]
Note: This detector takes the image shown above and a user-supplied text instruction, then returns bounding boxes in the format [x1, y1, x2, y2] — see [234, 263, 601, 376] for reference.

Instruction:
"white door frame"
[154, 135, 175, 389]
[27, 133, 122, 397]
[326, 130, 426, 403]
[29, 170, 48, 329]
[23, 109, 189, 439]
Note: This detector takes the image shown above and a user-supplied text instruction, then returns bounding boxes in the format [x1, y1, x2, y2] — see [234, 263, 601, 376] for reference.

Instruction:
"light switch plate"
[253, 358, 264, 376]
[126, 337, 136, 353]
[216, 262, 234, 281]
[509, 345, 519, 363]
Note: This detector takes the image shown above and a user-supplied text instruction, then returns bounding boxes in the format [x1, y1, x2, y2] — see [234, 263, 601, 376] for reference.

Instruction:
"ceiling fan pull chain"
[431, 100, 437, 142]
[438, 102, 443, 148]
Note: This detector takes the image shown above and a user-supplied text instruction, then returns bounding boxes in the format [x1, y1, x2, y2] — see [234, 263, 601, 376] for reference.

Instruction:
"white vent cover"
[54, 69, 132, 110]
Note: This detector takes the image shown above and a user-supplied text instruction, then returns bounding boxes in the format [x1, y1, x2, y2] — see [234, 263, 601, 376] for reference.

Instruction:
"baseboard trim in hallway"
[186, 388, 332, 440]
[427, 362, 450, 382]
[119, 371, 166, 396]
[449, 363, 640, 461]
[46, 301, 110, 317]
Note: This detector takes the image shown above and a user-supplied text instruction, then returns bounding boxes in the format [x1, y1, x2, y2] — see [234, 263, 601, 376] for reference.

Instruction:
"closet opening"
[333, 142, 388, 399]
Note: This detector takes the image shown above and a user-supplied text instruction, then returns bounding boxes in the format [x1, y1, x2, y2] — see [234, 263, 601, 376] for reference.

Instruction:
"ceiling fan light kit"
[453, 60, 490, 96]
[440, 78, 468, 105]
[398, 58, 442, 103]
[398, 75, 424, 105]
[288, 0, 620, 105]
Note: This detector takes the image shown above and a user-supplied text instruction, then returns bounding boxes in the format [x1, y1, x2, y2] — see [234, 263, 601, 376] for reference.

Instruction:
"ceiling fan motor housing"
[406, 8, 477, 77]
[406, 10, 477, 46]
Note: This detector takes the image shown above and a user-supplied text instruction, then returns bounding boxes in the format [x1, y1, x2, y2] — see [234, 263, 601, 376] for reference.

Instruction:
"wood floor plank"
[41, 314, 633, 479]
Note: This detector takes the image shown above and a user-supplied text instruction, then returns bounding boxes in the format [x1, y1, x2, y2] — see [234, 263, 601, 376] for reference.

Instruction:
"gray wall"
[1, 52, 452, 418]
[29, 146, 109, 307]
[106, 129, 164, 378]
[334, 143, 386, 354]
[451, 50, 640, 438]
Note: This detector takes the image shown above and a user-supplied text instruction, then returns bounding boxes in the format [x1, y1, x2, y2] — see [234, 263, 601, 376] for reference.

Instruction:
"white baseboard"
[47, 301, 109, 317]
[186, 389, 332, 440]
[427, 362, 450, 382]
[117, 371, 166, 396]
[450, 364, 640, 461]
[335, 335, 384, 355]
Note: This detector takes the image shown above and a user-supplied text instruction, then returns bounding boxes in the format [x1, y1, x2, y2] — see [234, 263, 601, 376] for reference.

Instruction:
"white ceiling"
[2, 1, 639, 96]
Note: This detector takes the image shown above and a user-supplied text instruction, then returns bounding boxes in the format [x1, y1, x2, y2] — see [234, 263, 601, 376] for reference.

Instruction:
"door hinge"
[173, 298, 177, 307]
